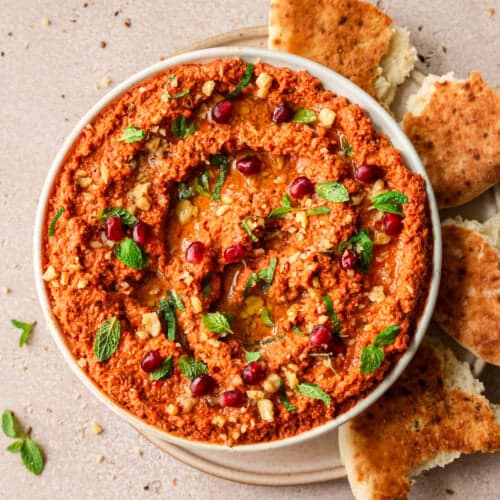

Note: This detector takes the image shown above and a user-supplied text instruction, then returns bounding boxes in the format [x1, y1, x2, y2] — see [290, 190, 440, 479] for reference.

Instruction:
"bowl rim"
[33, 46, 442, 453]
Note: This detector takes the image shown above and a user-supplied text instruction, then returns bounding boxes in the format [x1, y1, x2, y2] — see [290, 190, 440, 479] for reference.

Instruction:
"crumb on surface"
[487, 7, 495, 16]
[101, 76, 112, 87]
[41, 17, 51, 26]
[445, 489, 455, 495]
[135, 449, 144, 456]
[96, 454, 105, 463]
[99, 40, 107, 48]
[124, 17, 132, 28]
[90, 422, 103, 434]
[171, 478, 177, 486]
[2, 286, 11, 294]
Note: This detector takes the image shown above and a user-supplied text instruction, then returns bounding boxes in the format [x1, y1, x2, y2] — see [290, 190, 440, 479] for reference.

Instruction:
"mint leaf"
[211, 154, 230, 202]
[292, 325, 309, 335]
[96, 207, 137, 227]
[373, 325, 401, 348]
[360, 325, 400, 374]
[245, 350, 261, 362]
[296, 382, 331, 406]
[360, 345, 385, 374]
[178, 182, 193, 200]
[11, 320, 36, 347]
[322, 296, 342, 335]
[201, 273, 212, 298]
[115, 237, 146, 270]
[149, 356, 174, 381]
[227, 62, 254, 99]
[178, 355, 208, 379]
[268, 194, 296, 218]
[244, 272, 259, 295]
[47, 207, 64, 237]
[172, 115, 196, 138]
[2, 410, 22, 438]
[307, 206, 331, 216]
[369, 191, 408, 215]
[158, 298, 176, 341]
[167, 290, 185, 311]
[338, 229, 373, 273]
[241, 217, 259, 242]
[291, 109, 316, 124]
[7, 440, 23, 453]
[94, 317, 121, 362]
[119, 125, 145, 144]
[20, 438, 44, 475]
[315, 182, 349, 202]
[279, 380, 296, 411]
[202, 312, 233, 336]
[162, 87, 190, 100]
[259, 257, 278, 293]
[340, 134, 354, 157]
[260, 307, 274, 327]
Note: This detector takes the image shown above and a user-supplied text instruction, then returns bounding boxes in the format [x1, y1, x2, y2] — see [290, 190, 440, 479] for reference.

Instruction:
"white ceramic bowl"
[34, 47, 442, 453]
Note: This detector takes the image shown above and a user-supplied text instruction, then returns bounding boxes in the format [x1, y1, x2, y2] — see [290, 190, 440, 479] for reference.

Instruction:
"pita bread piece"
[339, 339, 500, 500]
[268, 0, 416, 106]
[434, 214, 500, 365]
[402, 72, 500, 208]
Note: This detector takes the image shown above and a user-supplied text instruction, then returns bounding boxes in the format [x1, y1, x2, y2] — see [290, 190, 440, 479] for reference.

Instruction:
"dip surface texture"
[43, 59, 431, 445]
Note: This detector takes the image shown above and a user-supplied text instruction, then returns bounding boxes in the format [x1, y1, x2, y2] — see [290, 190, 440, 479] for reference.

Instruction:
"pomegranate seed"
[190, 374, 216, 396]
[340, 249, 359, 270]
[212, 100, 234, 124]
[309, 324, 334, 348]
[185, 241, 205, 263]
[141, 350, 163, 373]
[105, 215, 125, 241]
[219, 390, 247, 407]
[272, 105, 294, 124]
[289, 176, 314, 199]
[131, 221, 152, 246]
[383, 213, 403, 236]
[224, 243, 246, 263]
[236, 156, 261, 175]
[328, 339, 347, 356]
[355, 165, 383, 183]
[242, 361, 266, 385]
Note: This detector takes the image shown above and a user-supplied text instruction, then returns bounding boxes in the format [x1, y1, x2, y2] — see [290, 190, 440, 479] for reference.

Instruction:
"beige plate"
[135, 25, 497, 486]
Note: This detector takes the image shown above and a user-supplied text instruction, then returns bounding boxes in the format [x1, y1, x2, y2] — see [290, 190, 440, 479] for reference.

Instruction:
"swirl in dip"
[42, 59, 431, 445]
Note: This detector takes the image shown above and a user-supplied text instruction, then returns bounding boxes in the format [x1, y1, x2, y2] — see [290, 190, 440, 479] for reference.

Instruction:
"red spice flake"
[99, 40, 107, 48]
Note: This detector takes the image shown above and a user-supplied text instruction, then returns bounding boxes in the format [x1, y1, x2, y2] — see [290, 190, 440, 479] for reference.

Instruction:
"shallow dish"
[34, 47, 442, 452]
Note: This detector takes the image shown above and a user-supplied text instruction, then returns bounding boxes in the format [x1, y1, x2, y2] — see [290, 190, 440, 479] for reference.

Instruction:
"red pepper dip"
[42, 58, 432, 445]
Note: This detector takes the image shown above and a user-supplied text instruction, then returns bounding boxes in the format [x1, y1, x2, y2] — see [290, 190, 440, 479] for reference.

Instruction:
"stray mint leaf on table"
[119, 125, 145, 144]
[2, 410, 22, 438]
[11, 319, 36, 347]
[20, 438, 44, 476]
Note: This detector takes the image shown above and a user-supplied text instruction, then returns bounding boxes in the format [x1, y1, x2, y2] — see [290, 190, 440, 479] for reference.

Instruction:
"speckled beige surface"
[1, 1, 499, 499]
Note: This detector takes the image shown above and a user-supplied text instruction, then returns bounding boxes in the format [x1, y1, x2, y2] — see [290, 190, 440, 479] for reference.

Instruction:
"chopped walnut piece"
[318, 108, 336, 127]
[140, 312, 161, 337]
[262, 374, 281, 394]
[255, 72, 273, 98]
[202, 80, 216, 96]
[257, 399, 274, 422]
[42, 266, 58, 282]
